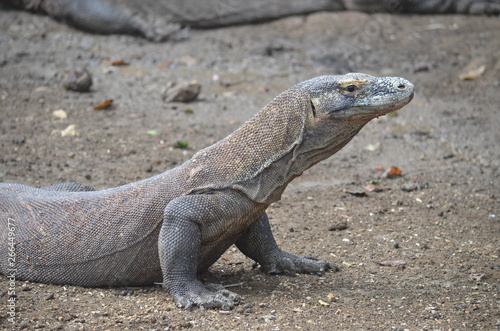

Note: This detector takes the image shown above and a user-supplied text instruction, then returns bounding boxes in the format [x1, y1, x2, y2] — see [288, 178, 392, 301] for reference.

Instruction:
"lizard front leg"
[159, 192, 257, 309]
[236, 212, 338, 275]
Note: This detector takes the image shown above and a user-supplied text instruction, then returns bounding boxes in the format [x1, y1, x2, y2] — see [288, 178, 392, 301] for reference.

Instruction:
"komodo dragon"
[3, 0, 500, 40]
[0, 73, 414, 309]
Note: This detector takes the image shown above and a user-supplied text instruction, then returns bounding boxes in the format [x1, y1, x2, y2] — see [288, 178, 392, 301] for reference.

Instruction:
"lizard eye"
[346, 85, 357, 92]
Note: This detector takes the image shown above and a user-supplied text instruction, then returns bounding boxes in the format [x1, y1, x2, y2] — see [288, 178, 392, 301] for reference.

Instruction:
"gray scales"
[3, 0, 500, 40]
[0, 73, 414, 308]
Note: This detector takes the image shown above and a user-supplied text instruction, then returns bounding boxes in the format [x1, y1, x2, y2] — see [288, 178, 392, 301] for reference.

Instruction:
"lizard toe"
[173, 282, 241, 309]
[262, 251, 339, 275]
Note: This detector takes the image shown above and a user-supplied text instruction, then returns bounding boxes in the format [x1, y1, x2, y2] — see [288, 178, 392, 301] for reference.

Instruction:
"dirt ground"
[0, 7, 499, 330]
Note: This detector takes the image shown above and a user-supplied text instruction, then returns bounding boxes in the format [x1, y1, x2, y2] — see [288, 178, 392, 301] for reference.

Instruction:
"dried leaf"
[382, 166, 402, 178]
[318, 299, 330, 306]
[459, 65, 486, 81]
[93, 99, 113, 110]
[111, 60, 127, 66]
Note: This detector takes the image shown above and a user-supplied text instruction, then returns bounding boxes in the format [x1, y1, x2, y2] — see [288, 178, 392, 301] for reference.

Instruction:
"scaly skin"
[3, 0, 499, 40]
[0, 73, 414, 309]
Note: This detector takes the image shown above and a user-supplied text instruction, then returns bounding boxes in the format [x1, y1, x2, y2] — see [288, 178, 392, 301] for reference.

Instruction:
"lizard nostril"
[397, 84, 406, 89]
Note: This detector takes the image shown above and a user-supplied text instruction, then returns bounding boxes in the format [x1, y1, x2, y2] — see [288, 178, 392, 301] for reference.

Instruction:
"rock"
[401, 182, 427, 192]
[12, 136, 25, 144]
[326, 293, 337, 302]
[162, 80, 201, 103]
[63, 68, 92, 92]
[260, 314, 276, 322]
[52, 109, 68, 120]
[328, 219, 348, 231]
[345, 187, 367, 197]
[61, 124, 78, 137]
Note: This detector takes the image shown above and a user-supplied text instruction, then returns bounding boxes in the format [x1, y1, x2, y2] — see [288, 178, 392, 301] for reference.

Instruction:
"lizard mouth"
[351, 80, 414, 120]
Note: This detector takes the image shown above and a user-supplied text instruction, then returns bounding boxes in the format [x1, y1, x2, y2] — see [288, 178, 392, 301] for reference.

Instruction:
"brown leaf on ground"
[382, 166, 402, 178]
[111, 59, 127, 66]
[93, 99, 113, 110]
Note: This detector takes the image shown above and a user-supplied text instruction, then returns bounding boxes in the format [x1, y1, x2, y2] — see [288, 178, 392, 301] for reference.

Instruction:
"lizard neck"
[180, 90, 309, 203]
[232, 120, 365, 204]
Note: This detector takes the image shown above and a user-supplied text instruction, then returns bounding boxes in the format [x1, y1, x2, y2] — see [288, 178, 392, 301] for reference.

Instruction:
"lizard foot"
[261, 250, 338, 276]
[172, 283, 241, 309]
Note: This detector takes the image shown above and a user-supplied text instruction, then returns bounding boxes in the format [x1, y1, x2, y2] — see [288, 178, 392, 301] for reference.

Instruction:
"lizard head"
[306, 73, 414, 122]
[288, 73, 414, 173]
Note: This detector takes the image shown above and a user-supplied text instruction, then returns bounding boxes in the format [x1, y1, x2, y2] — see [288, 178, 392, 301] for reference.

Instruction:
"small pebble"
[162, 80, 201, 103]
[326, 293, 337, 302]
[52, 109, 68, 120]
[260, 314, 276, 322]
[62, 68, 92, 92]
[61, 124, 78, 137]
[413, 62, 430, 73]
[12, 136, 25, 145]
[45, 293, 55, 300]
[328, 220, 348, 231]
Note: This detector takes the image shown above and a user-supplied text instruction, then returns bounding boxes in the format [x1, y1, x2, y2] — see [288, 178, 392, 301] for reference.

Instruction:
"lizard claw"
[261, 251, 339, 275]
[172, 282, 241, 309]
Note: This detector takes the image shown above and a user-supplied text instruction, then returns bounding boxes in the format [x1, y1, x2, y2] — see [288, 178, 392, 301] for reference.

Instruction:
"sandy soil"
[0, 7, 499, 330]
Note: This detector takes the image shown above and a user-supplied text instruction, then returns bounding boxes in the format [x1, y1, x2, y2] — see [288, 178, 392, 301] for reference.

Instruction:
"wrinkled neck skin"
[290, 118, 366, 176]
[224, 94, 370, 205]
[240, 116, 367, 204]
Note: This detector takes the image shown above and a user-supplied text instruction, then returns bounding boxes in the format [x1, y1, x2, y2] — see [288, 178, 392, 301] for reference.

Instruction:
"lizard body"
[3, 0, 499, 40]
[0, 73, 414, 308]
